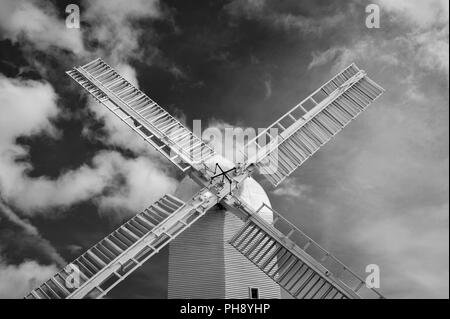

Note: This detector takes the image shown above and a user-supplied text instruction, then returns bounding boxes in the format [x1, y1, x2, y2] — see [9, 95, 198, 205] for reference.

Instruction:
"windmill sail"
[67, 58, 215, 172]
[25, 59, 386, 299]
[25, 190, 218, 299]
[246, 64, 384, 186]
[225, 198, 384, 299]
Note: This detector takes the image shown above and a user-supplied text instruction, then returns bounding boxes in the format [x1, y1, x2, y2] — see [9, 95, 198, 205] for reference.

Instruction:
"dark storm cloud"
[121, 0, 449, 298]
[166, 0, 447, 298]
[0, 200, 61, 298]
[0, 200, 64, 266]
[250, 0, 449, 298]
[0, 0, 176, 298]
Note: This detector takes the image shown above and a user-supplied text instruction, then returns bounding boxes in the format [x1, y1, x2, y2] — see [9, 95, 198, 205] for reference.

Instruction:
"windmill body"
[25, 58, 386, 300]
[169, 176, 281, 299]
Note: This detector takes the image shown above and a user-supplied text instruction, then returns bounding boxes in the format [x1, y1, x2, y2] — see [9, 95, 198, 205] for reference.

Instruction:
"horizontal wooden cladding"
[168, 210, 281, 299]
[224, 213, 281, 299]
[168, 211, 226, 299]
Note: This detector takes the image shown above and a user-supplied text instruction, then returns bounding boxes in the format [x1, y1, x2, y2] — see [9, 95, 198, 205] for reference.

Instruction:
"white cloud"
[266, 0, 450, 298]
[376, 0, 449, 28]
[0, 200, 66, 301]
[0, 200, 39, 236]
[0, 0, 178, 299]
[226, 0, 345, 35]
[0, 75, 59, 146]
[413, 25, 449, 74]
[308, 47, 343, 70]
[0, 200, 65, 266]
[0, 0, 85, 54]
[308, 0, 449, 76]
[0, 75, 98, 213]
[83, 0, 162, 65]
[84, 99, 151, 155]
[84, 0, 161, 24]
[0, 74, 177, 215]
[263, 77, 272, 99]
[0, 0, 446, 299]
[93, 151, 178, 215]
[0, 0, 178, 216]
[200, 120, 254, 165]
[0, 0, 163, 62]
[0, 259, 58, 298]
[271, 11, 345, 35]
[298, 34, 449, 298]
[226, 0, 267, 17]
[309, 28, 448, 77]
[272, 178, 312, 200]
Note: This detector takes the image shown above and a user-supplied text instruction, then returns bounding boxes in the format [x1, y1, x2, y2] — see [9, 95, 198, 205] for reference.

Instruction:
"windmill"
[25, 58, 385, 299]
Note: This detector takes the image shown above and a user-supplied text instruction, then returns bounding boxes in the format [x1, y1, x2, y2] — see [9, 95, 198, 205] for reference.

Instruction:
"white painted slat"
[226, 199, 385, 299]
[246, 64, 384, 187]
[25, 188, 220, 299]
[66, 58, 216, 171]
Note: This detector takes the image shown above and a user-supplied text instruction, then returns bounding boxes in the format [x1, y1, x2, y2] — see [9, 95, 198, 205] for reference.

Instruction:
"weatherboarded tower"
[168, 177, 281, 299]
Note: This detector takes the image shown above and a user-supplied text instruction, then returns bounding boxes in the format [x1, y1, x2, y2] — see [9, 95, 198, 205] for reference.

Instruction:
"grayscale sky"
[0, 0, 448, 298]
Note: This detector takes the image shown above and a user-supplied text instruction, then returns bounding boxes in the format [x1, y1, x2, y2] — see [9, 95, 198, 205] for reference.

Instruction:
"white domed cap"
[175, 154, 274, 224]
[236, 178, 274, 224]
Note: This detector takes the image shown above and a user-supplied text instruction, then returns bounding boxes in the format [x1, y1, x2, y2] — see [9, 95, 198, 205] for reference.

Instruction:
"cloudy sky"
[0, 0, 448, 299]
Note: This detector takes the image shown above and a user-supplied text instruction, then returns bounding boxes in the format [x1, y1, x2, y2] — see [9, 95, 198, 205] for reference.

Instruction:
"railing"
[245, 64, 361, 151]
[254, 203, 385, 299]
[73, 58, 215, 165]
